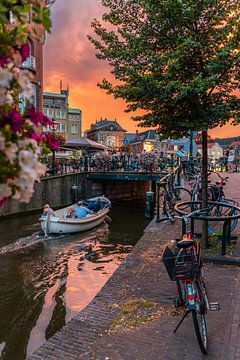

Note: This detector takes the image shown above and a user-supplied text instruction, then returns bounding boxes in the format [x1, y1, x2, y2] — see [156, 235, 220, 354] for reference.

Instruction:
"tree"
[89, 0, 240, 246]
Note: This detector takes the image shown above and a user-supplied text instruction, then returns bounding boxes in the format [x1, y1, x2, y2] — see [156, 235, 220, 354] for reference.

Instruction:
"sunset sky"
[44, 0, 240, 138]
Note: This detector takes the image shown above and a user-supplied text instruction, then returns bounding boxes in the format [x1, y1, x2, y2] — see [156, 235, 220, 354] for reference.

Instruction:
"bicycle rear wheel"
[208, 201, 238, 235]
[191, 309, 208, 355]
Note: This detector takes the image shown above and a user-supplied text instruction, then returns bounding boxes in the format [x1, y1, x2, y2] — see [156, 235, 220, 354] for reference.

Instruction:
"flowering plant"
[0, 0, 59, 205]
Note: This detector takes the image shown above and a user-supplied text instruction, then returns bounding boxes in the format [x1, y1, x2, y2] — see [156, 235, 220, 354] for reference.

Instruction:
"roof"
[198, 142, 221, 149]
[88, 119, 126, 132]
[43, 92, 67, 98]
[68, 108, 81, 114]
[129, 130, 157, 144]
[230, 141, 240, 146]
[214, 137, 240, 147]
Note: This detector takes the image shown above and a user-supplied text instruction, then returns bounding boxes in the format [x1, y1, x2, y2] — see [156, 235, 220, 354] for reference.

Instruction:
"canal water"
[0, 206, 148, 360]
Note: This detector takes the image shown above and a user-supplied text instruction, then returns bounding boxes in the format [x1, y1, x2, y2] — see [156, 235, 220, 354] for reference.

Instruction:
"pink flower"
[20, 43, 30, 62]
[27, 107, 52, 126]
[1, 109, 24, 132]
[30, 132, 45, 143]
[0, 52, 9, 67]
[45, 133, 60, 150]
[0, 197, 8, 207]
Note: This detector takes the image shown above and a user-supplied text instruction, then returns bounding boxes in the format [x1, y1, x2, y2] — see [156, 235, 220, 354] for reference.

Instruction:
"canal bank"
[29, 214, 240, 360]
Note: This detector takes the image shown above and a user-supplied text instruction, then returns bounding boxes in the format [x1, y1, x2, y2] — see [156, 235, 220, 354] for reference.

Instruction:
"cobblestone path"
[29, 172, 240, 360]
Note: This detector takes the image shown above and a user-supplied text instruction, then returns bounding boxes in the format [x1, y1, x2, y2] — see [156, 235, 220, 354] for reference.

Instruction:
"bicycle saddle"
[177, 239, 195, 249]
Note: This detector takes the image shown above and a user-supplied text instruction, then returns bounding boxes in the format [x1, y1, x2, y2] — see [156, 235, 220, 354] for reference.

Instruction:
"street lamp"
[49, 120, 59, 175]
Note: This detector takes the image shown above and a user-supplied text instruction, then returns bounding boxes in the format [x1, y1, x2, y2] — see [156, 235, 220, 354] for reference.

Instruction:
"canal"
[0, 205, 148, 360]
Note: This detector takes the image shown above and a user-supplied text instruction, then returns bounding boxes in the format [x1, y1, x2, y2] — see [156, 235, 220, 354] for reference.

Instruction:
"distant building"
[198, 142, 223, 161]
[87, 118, 126, 149]
[43, 87, 82, 141]
[128, 130, 159, 154]
[169, 137, 198, 156]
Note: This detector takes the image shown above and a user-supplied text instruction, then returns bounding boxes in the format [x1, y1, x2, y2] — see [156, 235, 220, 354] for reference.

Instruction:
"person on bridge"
[74, 201, 93, 219]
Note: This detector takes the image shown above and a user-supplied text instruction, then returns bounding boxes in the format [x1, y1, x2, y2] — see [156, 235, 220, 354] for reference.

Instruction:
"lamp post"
[49, 120, 59, 175]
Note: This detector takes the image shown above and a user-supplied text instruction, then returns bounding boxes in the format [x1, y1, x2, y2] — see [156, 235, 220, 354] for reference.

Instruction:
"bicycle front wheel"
[191, 309, 208, 355]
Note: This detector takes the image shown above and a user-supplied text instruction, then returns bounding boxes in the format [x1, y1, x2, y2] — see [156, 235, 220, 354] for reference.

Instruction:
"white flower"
[5, 92, 13, 105]
[0, 184, 12, 201]
[0, 132, 5, 150]
[5, 143, 18, 164]
[18, 149, 36, 174]
[17, 70, 33, 99]
[0, 68, 12, 88]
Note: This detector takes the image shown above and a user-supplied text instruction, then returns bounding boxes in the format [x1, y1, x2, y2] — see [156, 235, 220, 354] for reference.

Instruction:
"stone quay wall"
[0, 174, 151, 218]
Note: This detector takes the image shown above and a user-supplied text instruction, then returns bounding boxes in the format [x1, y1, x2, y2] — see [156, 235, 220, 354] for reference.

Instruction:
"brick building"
[43, 88, 82, 141]
[87, 119, 126, 149]
[12, 7, 47, 112]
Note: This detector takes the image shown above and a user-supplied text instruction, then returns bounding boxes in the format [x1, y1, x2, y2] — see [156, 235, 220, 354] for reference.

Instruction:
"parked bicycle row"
[43, 152, 180, 176]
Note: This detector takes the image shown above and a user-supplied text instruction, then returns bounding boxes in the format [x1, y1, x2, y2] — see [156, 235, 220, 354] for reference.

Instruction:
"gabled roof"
[230, 141, 240, 146]
[198, 142, 221, 149]
[129, 130, 157, 144]
[88, 119, 126, 132]
[214, 137, 240, 147]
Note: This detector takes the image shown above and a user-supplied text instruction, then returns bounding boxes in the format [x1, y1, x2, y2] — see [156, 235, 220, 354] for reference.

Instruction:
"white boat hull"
[40, 207, 110, 234]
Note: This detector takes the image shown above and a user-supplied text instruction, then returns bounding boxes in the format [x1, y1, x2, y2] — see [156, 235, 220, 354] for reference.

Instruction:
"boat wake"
[0, 232, 46, 255]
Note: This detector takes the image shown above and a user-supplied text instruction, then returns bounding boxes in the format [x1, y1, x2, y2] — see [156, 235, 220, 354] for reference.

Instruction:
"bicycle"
[207, 172, 238, 235]
[163, 207, 215, 355]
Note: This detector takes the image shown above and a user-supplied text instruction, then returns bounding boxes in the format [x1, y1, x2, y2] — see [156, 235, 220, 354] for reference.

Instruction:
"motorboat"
[40, 196, 111, 235]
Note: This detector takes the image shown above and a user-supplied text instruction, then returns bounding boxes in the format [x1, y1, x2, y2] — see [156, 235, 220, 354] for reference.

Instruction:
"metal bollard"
[145, 191, 154, 219]
[71, 184, 79, 203]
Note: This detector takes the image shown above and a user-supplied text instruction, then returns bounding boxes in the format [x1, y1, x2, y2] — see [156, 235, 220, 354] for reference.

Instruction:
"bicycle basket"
[162, 246, 201, 281]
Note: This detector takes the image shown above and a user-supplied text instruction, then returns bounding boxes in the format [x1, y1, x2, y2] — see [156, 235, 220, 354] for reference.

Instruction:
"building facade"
[198, 142, 224, 161]
[43, 88, 82, 141]
[12, 9, 46, 112]
[87, 119, 126, 149]
[128, 130, 158, 154]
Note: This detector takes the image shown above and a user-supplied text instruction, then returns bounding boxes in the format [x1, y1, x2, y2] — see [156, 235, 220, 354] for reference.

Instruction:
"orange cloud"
[44, 0, 240, 138]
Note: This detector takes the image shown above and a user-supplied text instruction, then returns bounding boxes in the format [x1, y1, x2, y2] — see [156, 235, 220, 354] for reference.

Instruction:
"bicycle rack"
[175, 201, 240, 256]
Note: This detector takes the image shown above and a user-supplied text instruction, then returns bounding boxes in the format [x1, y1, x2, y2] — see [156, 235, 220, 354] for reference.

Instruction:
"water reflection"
[0, 206, 147, 360]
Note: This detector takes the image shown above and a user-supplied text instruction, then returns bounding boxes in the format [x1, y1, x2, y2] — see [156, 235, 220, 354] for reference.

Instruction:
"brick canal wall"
[0, 173, 150, 217]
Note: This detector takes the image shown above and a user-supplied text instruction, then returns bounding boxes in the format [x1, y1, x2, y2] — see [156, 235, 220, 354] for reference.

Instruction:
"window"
[60, 110, 66, 119]
[71, 124, 78, 134]
[49, 109, 53, 117]
[44, 98, 53, 106]
[55, 99, 63, 105]
[31, 83, 37, 108]
[61, 123, 66, 133]
[19, 93, 27, 114]
[43, 108, 48, 116]
[55, 109, 61, 118]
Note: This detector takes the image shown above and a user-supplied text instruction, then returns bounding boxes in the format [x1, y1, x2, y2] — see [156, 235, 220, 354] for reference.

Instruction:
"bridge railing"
[43, 155, 180, 177]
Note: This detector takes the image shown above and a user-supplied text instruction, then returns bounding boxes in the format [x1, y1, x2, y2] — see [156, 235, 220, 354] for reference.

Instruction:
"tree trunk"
[202, 130, 209, 248]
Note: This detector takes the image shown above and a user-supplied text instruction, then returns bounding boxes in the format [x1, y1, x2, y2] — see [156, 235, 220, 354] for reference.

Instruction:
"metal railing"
[42, 155, 180, 177]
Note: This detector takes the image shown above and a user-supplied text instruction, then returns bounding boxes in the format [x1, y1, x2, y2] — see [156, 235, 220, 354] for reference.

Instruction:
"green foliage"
[89, 0, 240, 138]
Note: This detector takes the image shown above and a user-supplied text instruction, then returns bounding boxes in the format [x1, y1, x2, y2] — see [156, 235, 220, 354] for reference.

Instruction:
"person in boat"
[43, 204, 56, 217]
[74, 201, 93, 219]
[67, 207, 75, 218]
